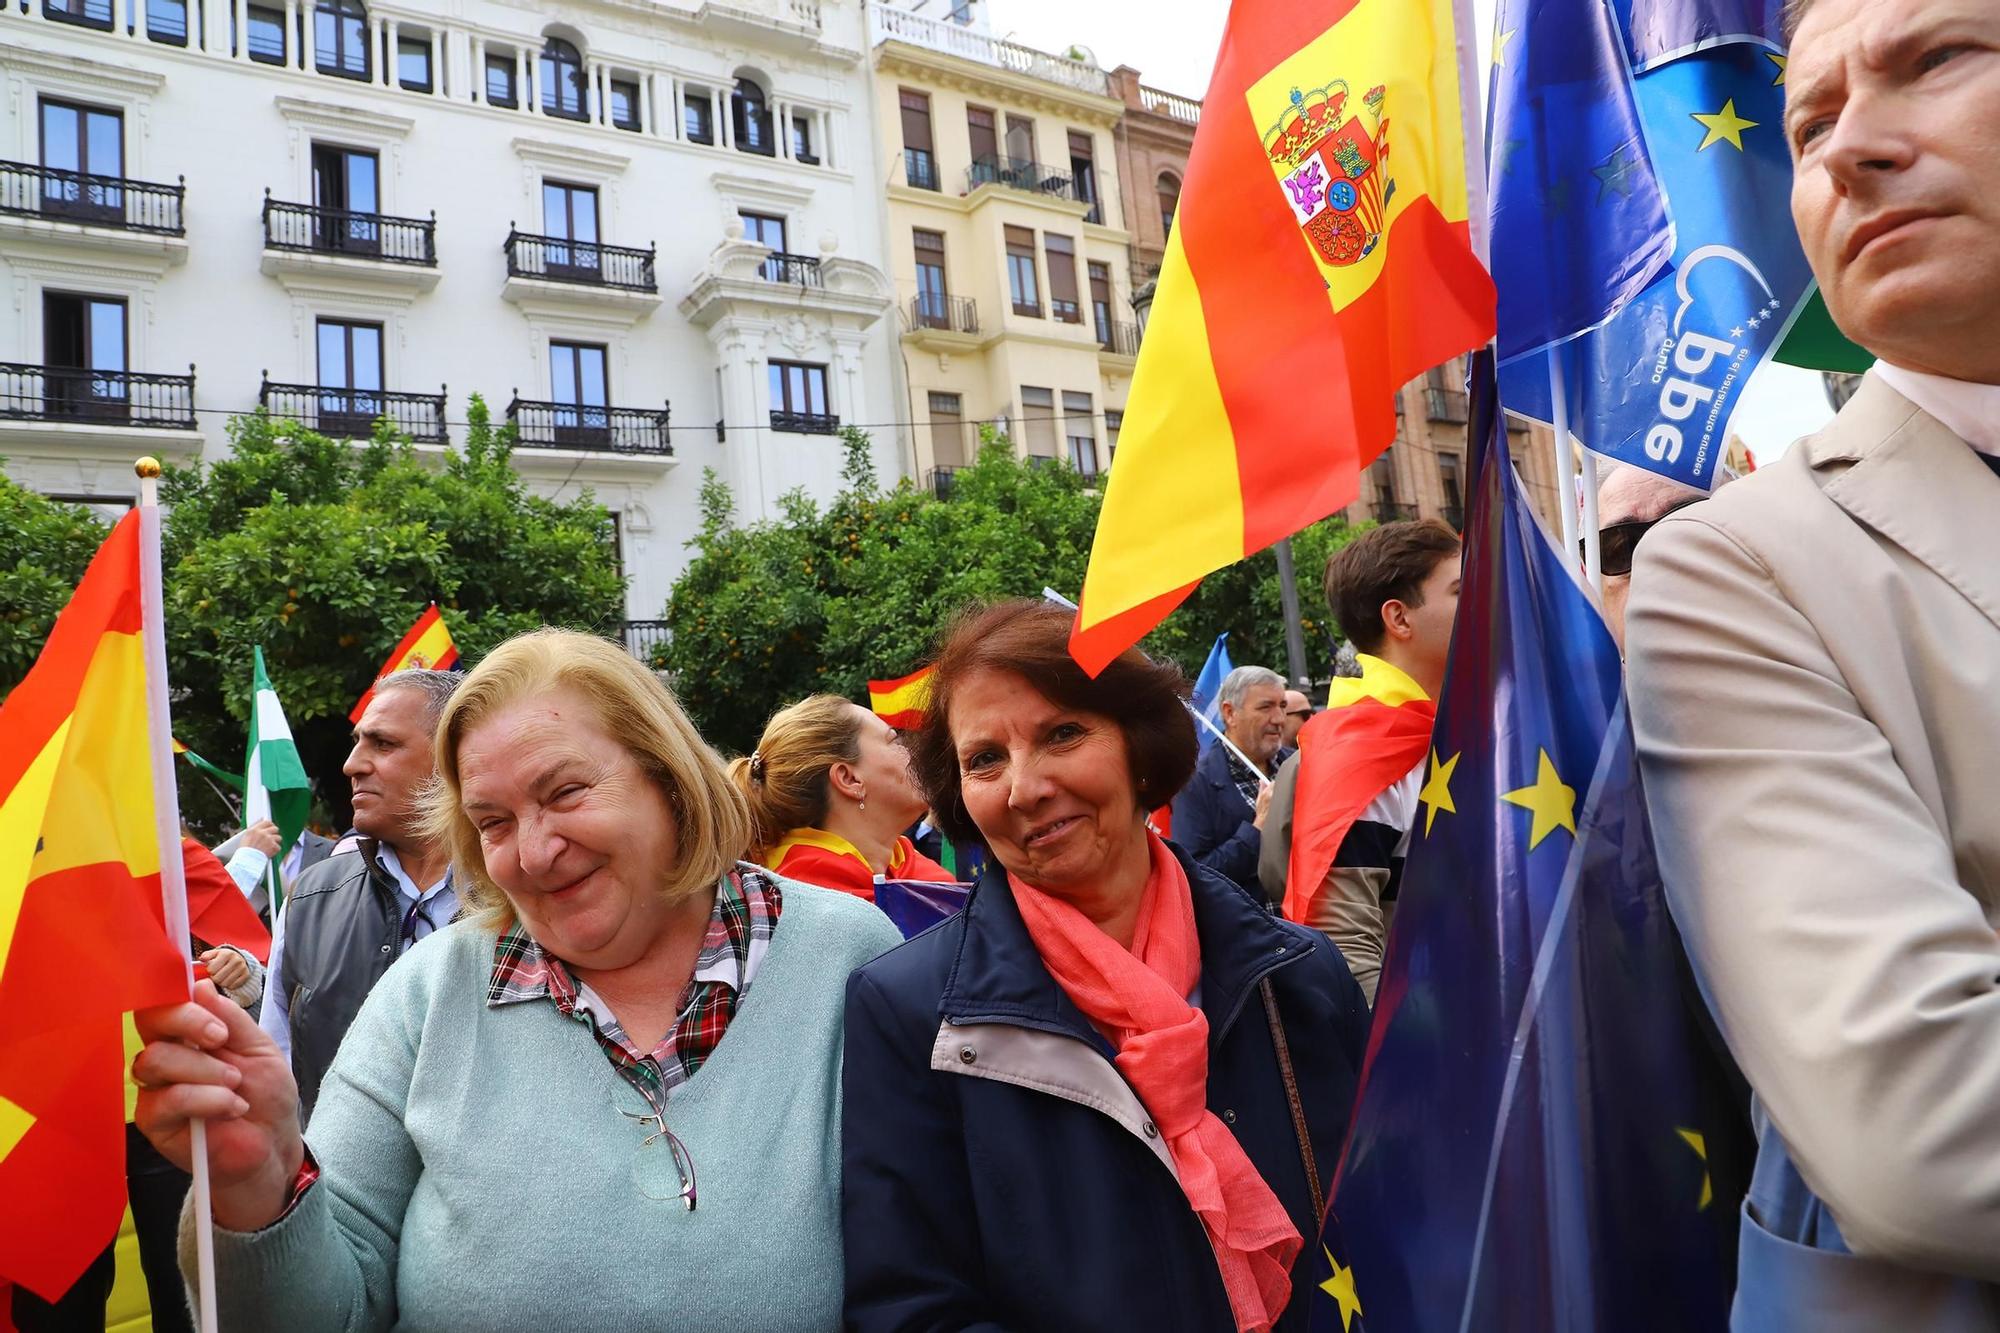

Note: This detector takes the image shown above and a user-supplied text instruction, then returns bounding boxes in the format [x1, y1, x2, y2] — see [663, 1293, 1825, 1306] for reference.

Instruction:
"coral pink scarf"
[1011, 834, 1302, 1332]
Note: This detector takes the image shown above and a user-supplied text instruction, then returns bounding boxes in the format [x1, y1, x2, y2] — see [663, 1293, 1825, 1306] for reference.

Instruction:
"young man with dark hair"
[1260, 520, 1460, 1001]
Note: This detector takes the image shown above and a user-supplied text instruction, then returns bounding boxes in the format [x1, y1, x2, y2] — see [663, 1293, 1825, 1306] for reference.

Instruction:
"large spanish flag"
[0, 513, 187, 1300]
[1071, 0, 1493, 673]
[350, 600, 460, 721]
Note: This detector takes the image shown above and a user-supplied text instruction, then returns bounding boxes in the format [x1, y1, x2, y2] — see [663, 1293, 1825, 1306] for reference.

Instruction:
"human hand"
[1252, 782, 1273, 831]
[199, 947, 252, 994]
[238, 820, 281, 859]
[133, 981, 305, 1232]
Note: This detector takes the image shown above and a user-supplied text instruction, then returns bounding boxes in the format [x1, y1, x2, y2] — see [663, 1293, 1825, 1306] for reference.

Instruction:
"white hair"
[1219, 665, 1284, 708]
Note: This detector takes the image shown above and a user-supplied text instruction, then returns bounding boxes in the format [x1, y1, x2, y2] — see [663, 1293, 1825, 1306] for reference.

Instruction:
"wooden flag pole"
[136, 457, 221, 1333]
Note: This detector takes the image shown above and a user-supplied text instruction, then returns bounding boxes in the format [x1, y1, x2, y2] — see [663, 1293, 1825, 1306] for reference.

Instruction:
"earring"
[858, 800, 867, 812]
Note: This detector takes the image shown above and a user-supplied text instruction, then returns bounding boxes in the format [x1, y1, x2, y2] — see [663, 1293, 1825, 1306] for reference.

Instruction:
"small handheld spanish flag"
[867, 665, 934, 731]
[349, 602, 461, 722]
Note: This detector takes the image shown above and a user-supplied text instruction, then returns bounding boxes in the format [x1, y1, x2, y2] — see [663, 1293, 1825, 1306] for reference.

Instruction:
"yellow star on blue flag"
[1501, 749, 1576, 848]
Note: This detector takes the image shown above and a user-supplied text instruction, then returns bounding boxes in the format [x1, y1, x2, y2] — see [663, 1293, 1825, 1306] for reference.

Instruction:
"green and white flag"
[246, 646, 311, 908]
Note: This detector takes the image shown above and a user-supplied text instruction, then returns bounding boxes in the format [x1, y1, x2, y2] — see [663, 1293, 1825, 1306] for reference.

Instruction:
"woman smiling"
[840, 601, 1371, 1332]
[131, 629, 899, 1331]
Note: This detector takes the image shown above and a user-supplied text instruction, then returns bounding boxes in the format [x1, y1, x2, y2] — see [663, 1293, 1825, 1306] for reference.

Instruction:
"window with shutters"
[1158, 171, 1182, 237]
[914, 229, 949, 327]
[1020, 386, 1058, 459]
[684, 88, 716, 144]
[1006, 226, 1041, 317]
[1069, 130, 1101, 223]
[1063, 391, 1098, 477]
[967, 105, 998, 169]
[1088, 261, 1113, 345]
[1045, 234, 1081, 324]
[1106, 409, 1123, 461]
[485, 52, 518, 107]
[610, 80, 641, 132]
[900, 89, 937, 190]
[928, 391, 966, 468]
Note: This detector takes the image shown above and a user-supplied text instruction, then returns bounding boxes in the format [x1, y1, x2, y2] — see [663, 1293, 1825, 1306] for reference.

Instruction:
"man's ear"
[1380, 598, 1415, 644]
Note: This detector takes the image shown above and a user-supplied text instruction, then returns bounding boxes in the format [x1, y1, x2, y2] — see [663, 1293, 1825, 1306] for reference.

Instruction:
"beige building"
[868, 6, 1133, 492]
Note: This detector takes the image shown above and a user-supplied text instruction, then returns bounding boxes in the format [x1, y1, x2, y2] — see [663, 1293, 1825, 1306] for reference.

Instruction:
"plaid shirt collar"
[1223, 744, 1266, 809]
[486, 864, 783, 1103]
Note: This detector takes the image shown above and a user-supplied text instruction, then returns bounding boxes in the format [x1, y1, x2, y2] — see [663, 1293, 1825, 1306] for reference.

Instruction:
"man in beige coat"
[1626, 0, 2000, 1324]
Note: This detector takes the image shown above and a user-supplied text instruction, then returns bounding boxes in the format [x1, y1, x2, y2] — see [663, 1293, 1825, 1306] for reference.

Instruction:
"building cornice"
[873, 43, 1123, 126]
[0, 41, 167, 97]
[274, 95, 417, 141]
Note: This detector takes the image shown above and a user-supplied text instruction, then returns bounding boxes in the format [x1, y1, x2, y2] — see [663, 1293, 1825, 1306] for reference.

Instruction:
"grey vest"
[279, 841, 442, 1127]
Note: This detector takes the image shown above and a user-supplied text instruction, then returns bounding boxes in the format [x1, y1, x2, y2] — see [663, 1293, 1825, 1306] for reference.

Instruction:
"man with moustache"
[1169, 664, 1286, 900]
[261, 669, 460, 1126]
[1626, 0, 2000, 1324]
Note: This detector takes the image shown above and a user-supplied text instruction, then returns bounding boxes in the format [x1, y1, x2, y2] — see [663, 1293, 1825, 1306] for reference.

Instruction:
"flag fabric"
[1280, 656, 1435, 925]
[349, 602, 459, 722]
[246, 646, 311, 872]
[874, 879, 972, 941]
[1070, 0, 1495, 674]
[1188, 633, 1237, 753]
[1489, 0, 1869, 492]
[0, 513, 187, 1301]
[173, 736, 246, 794]
[1310, 359, 1732, 1330]
[867, 666, 934, 731]
[181, 837, 271, 964]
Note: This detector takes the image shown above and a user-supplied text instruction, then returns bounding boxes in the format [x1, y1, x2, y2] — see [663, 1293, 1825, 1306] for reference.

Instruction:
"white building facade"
[0, 0, 898, 620]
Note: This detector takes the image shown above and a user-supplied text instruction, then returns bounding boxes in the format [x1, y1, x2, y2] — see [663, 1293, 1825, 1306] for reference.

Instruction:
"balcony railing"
[927, 465, 960, 500]
[968, 157, 1082, 203]
[910, 294, 979, 335]
[1097, 319, 1139, 356]
[869, 6, 1109, 95]
[0, 160, 185, 236]
[771, 410, 839, 435]
[0, 363, 196, 429]
[264, 196, 436, 265]
[903, 149, 940, 191]
[1372, 501, 1418, 524]
[44, 0, 112, 30]
[259, 378, 447, 444]
[504, 230, 657, 293]
[760, 251, 823, 287]
[1425, 387, 1469, 424]
[506, 398, 673, 455]
[623, 619, 671, 669]
[1139, 85, 1203, 124]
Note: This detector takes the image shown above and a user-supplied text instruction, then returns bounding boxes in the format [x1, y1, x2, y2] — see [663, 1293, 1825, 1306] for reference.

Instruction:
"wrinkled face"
[844, 702, 929, 828]
[1281, 690, 1313, 747]
[1787, 0, 2000, 379]
[344, 687, 437, 847]
[1221, 682, 1287, 767]
[457, 687, 683, 972]
[1402, 554, 1463, 690]
[950, 668, 1145, 897]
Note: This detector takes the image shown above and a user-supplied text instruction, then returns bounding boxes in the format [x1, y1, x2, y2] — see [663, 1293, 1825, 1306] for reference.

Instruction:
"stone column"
[469, 34, 485, 101]
[717, 88, 733, 149]
[282, 0, 300, 68]
[383, 18, 399, 85]
[521, 48, 537, 114]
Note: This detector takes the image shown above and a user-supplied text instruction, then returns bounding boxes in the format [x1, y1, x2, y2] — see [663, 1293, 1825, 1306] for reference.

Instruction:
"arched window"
[539, 37, 587, 120]
[1157, 172, 1182, 238]
[732, 76, 775, 157]
[315, 0, 369, 79]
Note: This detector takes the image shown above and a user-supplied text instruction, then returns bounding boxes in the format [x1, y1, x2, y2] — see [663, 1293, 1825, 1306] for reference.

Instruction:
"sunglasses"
[1588, 496, 1704, 577]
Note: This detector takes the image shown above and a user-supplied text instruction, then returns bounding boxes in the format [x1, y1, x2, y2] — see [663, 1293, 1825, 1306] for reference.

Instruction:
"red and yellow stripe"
[1071, 0, 1494, 673]
[350, 601, 461, 721]
[0, 513, 186, 1300]
[868, 665, 934, 731]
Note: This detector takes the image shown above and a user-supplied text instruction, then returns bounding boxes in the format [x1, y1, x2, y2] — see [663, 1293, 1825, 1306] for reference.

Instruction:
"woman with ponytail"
[729, 695, 953, 903]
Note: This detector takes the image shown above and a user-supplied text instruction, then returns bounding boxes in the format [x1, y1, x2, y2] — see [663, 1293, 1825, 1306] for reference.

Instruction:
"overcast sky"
[985, 0, 1841, 462]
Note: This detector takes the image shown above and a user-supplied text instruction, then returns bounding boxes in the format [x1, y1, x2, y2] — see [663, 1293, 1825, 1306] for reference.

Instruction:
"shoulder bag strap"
[1259, 976, 1326, 1226]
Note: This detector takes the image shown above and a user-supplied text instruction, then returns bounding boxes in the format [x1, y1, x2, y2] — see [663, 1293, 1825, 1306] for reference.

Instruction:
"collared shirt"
[1872, 362, 2000, 455]
[486, 866, 782, 1114]
[1223, 744, 1269, 811]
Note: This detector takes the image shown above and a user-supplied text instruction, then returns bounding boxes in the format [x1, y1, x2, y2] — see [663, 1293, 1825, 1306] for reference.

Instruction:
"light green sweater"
[181, 879, 900, 1332]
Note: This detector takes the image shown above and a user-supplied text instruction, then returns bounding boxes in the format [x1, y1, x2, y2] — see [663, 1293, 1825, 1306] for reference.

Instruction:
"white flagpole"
[1547, 351, 1582, 567]
[1452, 0, 1491, 270]
[1578, 449, 1604, 595]
[136, 456, 220, 1333]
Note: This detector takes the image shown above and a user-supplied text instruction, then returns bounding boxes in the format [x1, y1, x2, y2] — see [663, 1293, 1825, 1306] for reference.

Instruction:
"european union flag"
[1490, 0, 1850, 490]
[873, 879, 970, 940]
[1310, 357, 1734, 1331]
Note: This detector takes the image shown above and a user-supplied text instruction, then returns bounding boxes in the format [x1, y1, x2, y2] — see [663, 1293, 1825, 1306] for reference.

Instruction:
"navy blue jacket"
[841, 843, 1370, 1332]
[1171, 741, 1269, 902]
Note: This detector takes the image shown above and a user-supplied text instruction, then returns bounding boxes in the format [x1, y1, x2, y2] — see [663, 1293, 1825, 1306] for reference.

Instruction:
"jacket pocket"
[1734, 1196, 2000, 1332]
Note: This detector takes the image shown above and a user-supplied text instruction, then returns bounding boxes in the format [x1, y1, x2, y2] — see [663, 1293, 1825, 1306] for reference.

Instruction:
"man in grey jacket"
[261, 668, 460, 1125]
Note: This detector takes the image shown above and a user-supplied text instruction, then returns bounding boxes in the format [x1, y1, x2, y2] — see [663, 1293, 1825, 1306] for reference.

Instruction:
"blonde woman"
[729, 695, 954, 903]
[132, 630, 899, 1332]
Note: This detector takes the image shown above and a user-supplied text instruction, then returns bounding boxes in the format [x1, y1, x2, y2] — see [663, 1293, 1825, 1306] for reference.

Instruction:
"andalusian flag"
[0, 513, 186, 1300]
[350, 601, 460, 721]
[868, 665, 934, 731]
[1071, 0, 1493, 673]
[246, 646, 310, 870]
[174, 736, 246, 793]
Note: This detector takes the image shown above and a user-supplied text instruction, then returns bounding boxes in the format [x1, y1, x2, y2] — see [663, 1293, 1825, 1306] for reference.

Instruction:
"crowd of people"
[76, 0, 2000, 1327]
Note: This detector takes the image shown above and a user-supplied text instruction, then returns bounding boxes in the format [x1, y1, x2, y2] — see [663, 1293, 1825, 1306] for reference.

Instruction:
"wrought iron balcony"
[1372, 501, 1418, 524]
[264, 196, 436, 265]
[770, 410, 839, 435]
[1051, 298, 1083, 325]
[1097, 319, 1139, 357]
[259, 378, 447, 444]
[967, 156, 1082, 203]
[504, 230, 657, 293]
[1425, 387, 1469, 424]
[903, 149, 940, 191]
[623, 619, 671, 668]
[44, 0, 112, 29]
[759, 251, 823, 287]
[506, 398, 673, 455]
[909, 294, 979, 335]
[0, 160, 185, 235]
[0, 363, 196, 429]
[927, 465, 960, 500]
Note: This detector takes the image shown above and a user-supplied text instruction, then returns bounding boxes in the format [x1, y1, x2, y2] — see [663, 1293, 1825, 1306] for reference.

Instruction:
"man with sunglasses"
[1279, 688, 1314, 749]
[1590, 465, 1705, 655]
[260, 668, 461, 1127]
[1626, 0, 2000, 1322]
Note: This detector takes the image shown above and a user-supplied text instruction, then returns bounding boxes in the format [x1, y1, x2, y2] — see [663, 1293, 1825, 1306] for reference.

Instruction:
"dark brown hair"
[906, 600, 1197, 845]
[1323, 518, 1463, 654]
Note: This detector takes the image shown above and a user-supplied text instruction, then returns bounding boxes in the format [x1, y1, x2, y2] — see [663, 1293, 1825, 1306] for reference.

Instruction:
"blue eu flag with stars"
[1309, 355, 1734, 1331]
[1490, 0, 1818, 490]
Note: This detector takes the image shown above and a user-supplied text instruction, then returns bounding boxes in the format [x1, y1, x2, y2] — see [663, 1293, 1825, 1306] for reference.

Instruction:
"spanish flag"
[0, 513, 187, 1300]
[350, 601, 460, 721]
[1071, 0, 1493, 673]
[868, 665, 934, 731]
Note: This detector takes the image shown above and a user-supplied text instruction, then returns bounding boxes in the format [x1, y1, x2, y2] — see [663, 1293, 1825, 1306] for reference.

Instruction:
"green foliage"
[662, 423, 1361, 756]
[0, 468, 109, 687]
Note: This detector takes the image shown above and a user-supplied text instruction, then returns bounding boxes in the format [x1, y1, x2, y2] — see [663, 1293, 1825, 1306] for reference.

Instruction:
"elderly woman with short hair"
[132, 629, 899, 1332]
[841, 601, 1371, 1332]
